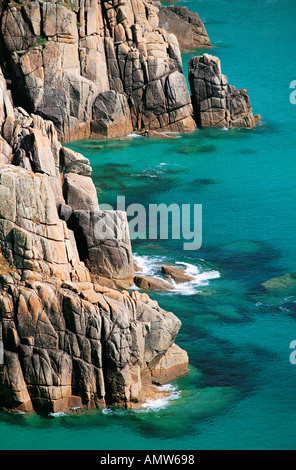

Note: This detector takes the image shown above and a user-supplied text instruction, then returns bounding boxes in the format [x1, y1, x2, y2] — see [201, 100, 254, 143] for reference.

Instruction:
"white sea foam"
[102, 407, 115, 415]
[141, 384, 181, 412]
[101, 384, 181, 415]
[127, 133, 143, 138]
[133, 254, 220, 295]
[49, 411, 67, 417]
[133, 254, 166, 276]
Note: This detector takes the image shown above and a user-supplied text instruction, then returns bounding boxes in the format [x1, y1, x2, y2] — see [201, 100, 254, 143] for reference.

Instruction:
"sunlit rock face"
[0, 59, 188, 413]
[189, 54, 261, 128]
[0, 0, 196, 141]
[158, 5, 211, 51]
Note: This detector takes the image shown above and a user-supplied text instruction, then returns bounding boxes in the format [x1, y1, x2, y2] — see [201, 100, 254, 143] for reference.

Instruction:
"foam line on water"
[49, 412, 67, 417]
[133, 254, 220, 295]
[101, 384, 181, 415]
[141, 384, 181, 412]
[127, 133, 143, 138]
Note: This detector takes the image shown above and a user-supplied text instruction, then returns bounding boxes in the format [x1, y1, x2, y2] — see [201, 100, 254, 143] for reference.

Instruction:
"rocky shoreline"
[0, 0, 259, 414]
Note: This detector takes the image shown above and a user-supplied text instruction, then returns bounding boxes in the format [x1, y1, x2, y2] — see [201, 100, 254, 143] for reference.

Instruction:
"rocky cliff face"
[0, 0, 196, 142]
[0, 63, 188, 413]
[0, 1, 260, 414]
[158, 5, 211, 51]
[189, 54, 261, 128]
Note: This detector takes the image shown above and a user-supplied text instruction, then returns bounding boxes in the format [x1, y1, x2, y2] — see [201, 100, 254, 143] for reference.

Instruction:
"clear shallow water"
[1, 0, 296, 450]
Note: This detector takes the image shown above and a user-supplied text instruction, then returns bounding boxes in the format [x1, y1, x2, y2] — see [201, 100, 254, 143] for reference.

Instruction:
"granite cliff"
[0, 1, 260, 414]
[189, 54, 261, 128]
[0, 0, 196, 141]
[0, 1, 259, 139]
[0, 62, 188, 413]
[158, 4, 211, 51]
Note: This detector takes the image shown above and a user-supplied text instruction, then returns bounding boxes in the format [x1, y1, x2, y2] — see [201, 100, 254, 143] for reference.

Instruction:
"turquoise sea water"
[1, 0, 296, 450]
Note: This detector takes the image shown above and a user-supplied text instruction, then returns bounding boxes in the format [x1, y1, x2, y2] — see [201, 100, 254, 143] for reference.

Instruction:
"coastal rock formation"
[134, 275, 174, 291]
[0, 63, 189, 412]
[0, 242, 186, 412]
[0, 64, 134, 286]
[162, 264, 194, 284]
[261, 273, 296, 290]
[0, 3, 261, 415]
[159, 5, 211, 51]
[0, 162, 188, 413]
[0, 0, 196, 141]
[151, 343, 188, 385]
[189, 54, 260, 128]
[69, 209, 135, 287]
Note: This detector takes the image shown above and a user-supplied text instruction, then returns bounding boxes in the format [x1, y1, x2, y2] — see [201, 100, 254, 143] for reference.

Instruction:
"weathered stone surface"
[0, 136, 12, 164]
[151, 343, 189, 385]
[0, 67, 14, 142]
[63, 173, 99, 211]
[60, 147, 92, 176]
[0, 67, 135, 288]
[25, 129, 56, 177]
[91, 91, 133, 138]
[0, 4, 191, 413]
[162, 264, 194, 284]
[0, 164, 187, 412]
[134, 275, 174, 291]
[0, 270, 185, 411]
[70, 209, 134, 283]
[159, 5, 211, 51]
[189, 54, 261, 128]
[0, 165, 88, 283]
[0, 0, 196, 140]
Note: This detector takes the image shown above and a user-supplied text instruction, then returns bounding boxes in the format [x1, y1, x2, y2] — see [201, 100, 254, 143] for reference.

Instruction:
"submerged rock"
[262, 273, 296, 290]
[189, 54, 261, 128]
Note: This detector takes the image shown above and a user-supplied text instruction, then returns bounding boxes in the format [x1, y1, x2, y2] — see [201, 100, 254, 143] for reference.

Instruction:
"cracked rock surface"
[0, 0, 197, 141]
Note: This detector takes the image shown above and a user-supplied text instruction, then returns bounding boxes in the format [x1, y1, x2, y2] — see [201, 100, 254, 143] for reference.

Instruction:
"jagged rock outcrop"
[0, 64, 134, 286]
[0, 144, 188, 413]
[0, 218, 187, 412]
[69, 209, 134, 287]
[189, 54, 261, 128]
[158, 5, 211, 51]
[0, 0, 196, 141]
[134, 275, 174, 291]
[0, 53, 189, 412]
[0, 2, 262, 415]
[151, 343, 189, 385]
[162, 264, 194, 284]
